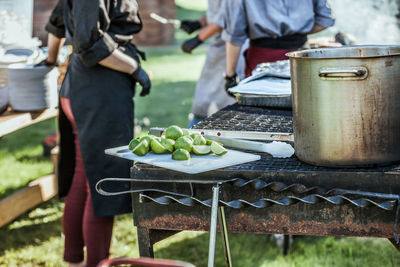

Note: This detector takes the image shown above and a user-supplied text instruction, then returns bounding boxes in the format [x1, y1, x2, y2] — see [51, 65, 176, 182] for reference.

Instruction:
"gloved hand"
[224, 73, 238, 97]
[131, 66, 151, 97]
[34, 59, 58, 67]
[181, 35, 203, 54]
[180, 20, 202, 34]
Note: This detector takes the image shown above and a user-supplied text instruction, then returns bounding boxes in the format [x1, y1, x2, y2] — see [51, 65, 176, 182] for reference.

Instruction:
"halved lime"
[128, 138, 140, 151]
[132, 140, 149, 156]
[206, 139, 223, 146]
[139, 135, 156, 150]
[193, 135, 207, 145]
[172, 149, 191, 161]
[174, 136, 193, 152]
[151, 139, 167, 154]
[211, 141, 228, 156]
[165, 125, 184, 140]
[160, 138, 175, 153]
[192, 145, 211, 155]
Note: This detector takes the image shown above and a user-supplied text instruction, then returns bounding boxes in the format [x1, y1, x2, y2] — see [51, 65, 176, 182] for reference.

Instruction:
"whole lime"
[174, 136, 193, 152]
[172, 149, 191, 161]
[165, 125, 184, 140]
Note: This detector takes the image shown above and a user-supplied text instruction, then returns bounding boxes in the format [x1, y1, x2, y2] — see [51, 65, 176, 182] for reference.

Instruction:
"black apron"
[58, 49, 136, 217]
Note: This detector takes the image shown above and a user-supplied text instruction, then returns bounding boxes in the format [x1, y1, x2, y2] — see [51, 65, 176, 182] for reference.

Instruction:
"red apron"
[245, 46, 294, 77]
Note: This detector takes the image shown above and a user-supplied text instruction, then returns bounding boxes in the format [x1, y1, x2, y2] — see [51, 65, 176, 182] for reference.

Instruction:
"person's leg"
[83, 184, 114, 267]
[61, 97, 86, 265]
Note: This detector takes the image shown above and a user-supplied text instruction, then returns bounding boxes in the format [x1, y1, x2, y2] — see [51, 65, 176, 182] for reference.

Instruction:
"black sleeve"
[45, 0, 66, 38]
[71, 0, 118, 67]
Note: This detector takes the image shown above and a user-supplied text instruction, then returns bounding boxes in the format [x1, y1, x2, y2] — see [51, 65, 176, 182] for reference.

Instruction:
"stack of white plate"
[8, 64, 59, 111]
[0, 86, 7, 114]
[0, 48, 42, 113]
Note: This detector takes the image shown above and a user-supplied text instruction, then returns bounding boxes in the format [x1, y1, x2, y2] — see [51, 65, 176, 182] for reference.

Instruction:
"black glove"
[224, 73, 238, 97]
[131, 66, 151, 97]
[181, 35, 203, 54]
[180, 20, 202, 34]
[34, 59, 58, 67]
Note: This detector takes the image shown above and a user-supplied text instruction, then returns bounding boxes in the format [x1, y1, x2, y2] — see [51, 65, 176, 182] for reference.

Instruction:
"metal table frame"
[97, 104, 400, 266]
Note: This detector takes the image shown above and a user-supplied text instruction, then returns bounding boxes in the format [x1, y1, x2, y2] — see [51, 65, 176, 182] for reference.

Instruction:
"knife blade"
[148, 127, 293, 142]
[150, 12, 181, 25]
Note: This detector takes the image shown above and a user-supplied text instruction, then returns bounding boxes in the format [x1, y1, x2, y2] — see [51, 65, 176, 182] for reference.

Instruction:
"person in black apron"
[41, 1, 151, 266]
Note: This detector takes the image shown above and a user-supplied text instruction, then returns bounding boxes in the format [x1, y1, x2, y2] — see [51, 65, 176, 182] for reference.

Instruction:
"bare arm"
[198, 24, 222, 42]
[98, 49, 138, 74]
[226, 42, 242, 76]
[46, 33, 138, 74]
[308, 23, 326, 35]
[46, 33, 65, 64]
[198, 15, 208, 27]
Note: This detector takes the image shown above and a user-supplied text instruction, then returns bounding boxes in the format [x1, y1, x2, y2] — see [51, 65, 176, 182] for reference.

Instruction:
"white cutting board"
[105, 145, 261, 174]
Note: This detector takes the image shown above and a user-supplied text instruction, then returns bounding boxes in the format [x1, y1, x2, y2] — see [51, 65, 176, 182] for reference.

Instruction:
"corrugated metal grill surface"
[194, 104, 400, 174]
[194, 105, 293, 133]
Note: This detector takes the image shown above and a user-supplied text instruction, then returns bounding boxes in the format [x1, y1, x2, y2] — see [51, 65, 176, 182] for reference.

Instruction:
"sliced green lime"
[151, 139, 167, 154]
[211, 141, 228, 156]
[174, 136, 193, 152]
[172, 149, 191, 161]
[132, 140, 149, 156]
[128, 138, 140, 151]
[192, 145, 211, 155]
[160, 138, 175, 153]
[193, 135, 207, 145]
[139, 135, 156, 150]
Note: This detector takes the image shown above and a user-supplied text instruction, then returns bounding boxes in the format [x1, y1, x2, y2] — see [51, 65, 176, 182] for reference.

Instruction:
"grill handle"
[95, 178, 191, 197]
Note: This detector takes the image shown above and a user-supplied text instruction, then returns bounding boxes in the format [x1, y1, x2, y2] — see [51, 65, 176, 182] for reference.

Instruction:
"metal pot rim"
[286, 45, 400, 59]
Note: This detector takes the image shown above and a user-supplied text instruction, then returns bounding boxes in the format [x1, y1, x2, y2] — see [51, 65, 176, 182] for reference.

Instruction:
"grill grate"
[194, 105, 293, 133]
[194, 104, 400, 173]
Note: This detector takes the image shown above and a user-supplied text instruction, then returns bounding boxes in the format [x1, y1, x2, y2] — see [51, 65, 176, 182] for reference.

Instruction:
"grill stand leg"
[137, 226, 154, 258]
[218, 206, 232, 267]
[208, 184, 220, 267]
[137, 228, 180, 258]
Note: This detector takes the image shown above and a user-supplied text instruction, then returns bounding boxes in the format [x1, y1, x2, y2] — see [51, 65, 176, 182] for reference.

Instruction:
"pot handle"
[319, 66, 368, 80]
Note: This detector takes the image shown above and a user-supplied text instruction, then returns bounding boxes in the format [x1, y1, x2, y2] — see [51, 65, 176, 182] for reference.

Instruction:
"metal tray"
[235, 93, 292, 109]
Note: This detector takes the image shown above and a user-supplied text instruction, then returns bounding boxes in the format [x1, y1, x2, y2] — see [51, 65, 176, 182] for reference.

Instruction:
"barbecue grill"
[97, 104, 400, 266]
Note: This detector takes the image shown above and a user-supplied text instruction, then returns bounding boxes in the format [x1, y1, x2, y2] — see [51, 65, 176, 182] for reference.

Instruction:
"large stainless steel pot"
[287, 45, 400, 167]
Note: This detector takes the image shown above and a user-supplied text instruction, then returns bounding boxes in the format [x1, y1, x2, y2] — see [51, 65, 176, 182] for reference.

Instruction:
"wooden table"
[0, 107, 58, 138]
[0, 107, 58, 227]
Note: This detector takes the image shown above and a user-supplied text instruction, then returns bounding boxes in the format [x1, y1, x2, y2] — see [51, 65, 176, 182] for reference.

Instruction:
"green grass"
[0, 120, 56, 198]
[0, 1, 399, 266]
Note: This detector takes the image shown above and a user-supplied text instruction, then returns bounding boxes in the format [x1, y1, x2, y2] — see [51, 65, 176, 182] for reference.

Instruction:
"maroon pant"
[245, 46, 294, 77]
[60, 97, 114, 267]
